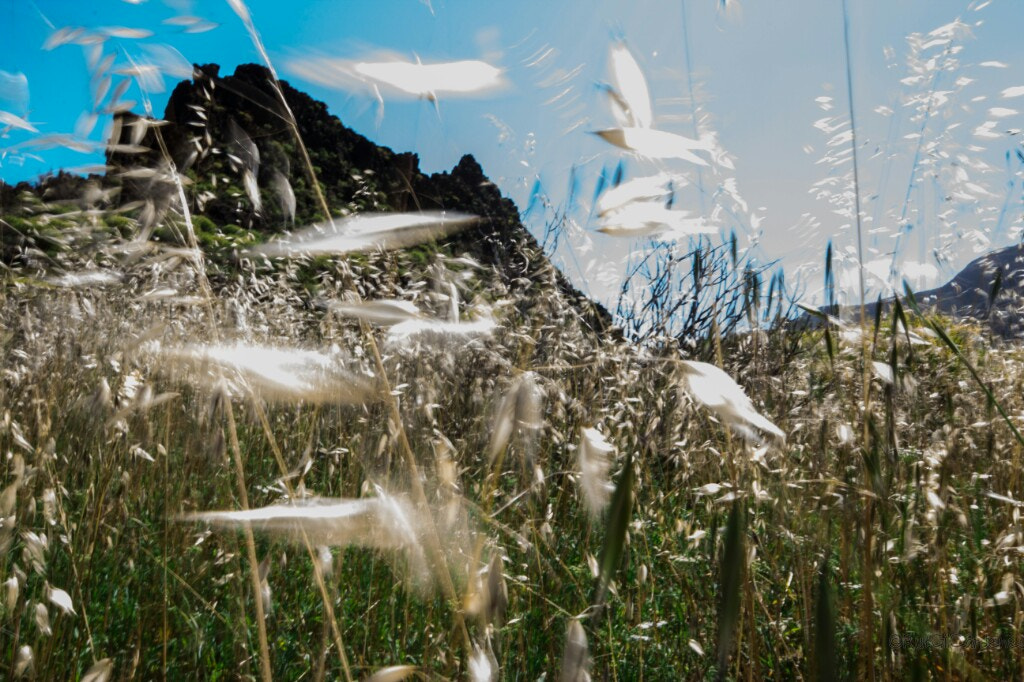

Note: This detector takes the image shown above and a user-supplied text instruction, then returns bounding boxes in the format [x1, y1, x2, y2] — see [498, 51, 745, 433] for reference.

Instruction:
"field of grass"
[3, 197, 1024, 681]
[3, 2, 1024, 679]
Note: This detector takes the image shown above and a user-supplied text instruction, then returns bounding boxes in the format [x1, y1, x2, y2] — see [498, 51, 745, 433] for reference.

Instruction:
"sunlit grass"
[2, 1, 1024, 680]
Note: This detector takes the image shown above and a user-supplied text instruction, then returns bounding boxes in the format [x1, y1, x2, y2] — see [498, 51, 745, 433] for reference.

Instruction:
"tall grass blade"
[608, 42, 652, 129]
[81, 658, 114, 682]
[560, 618, 591, 682]
[577, 427, 615, 518]
[814, 554, 838, 682]
[987, 268, 1003, 317]
[151, 342, 381, 405]
[386, 316, 497, 345]
[330, 300, 423, 327]
[185, 496, 422, 551]
[287, 56, 507, 100]
[593, 449, 633, 607]
[251, 212, 479, 257]
[485, 551, 508, 628]
[593, 127, 710, 165]
[488, 373, 543, 463]
[597, 202, 713, 239]
[680, 360, 785, 443]
[595, 172, 679, 217]
[716, 500, 745, 680]
[367, 665, 418, 682]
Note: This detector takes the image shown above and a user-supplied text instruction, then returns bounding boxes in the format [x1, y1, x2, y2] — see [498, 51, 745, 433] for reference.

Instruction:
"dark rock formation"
[102, 63, 613, 332]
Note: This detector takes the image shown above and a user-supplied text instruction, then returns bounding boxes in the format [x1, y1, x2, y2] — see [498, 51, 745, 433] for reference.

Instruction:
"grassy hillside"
[2, 67, 1024, 682]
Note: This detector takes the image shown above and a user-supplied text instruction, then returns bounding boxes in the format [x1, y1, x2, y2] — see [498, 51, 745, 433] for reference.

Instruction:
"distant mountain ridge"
[148, 63, 615, 333]
[821, 244, 1024, 338]
[109, 64, 540, 273]
[902, 242, 1024, 337]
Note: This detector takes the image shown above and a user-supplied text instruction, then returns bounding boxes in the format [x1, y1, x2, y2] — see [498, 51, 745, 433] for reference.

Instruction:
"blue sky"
[2, 0, 1023, 307]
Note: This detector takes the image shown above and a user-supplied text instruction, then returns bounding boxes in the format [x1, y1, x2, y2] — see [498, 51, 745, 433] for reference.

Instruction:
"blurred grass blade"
[330, 300, 423, 327]
[593, 449, 634, 607]
[680, 361, 785, 443]
[825, 239, 836, 315]
[82, 658, 114, 682]
[608, 41, 652, 128]
[795, 302, 828, 320]
[185, 496, 421, 550]
[577, 427, 615, 518]
[367, 665, 417, 682]
[815, 554, 838, 682]
[485, 551, 508, 628]
[863, 417, 884, 497]
[151, 342, 381, 405]
[560, 618, 590, 682]
[988, 268, 1003, 317]
[824, 325, 835, 367]
[716, 500, 745, 680]
[871, 293, 883, 348]
[592, 127, 710, 165]
[892, 296, 910, 348]
[595, 172, 676, 217]
[251, 212, 479, 257]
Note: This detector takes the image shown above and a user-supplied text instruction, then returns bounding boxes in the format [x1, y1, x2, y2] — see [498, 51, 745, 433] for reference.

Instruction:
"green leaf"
[892, 297, 909, 344]
[593, 450, 634, 608]
[988, 268, 1003, 317]
[716, 499, 746, 679]
[825, 240, 836, 315]
[814, 554, 838, 682]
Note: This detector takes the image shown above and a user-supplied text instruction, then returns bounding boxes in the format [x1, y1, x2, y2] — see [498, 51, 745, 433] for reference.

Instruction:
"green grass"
[3, 207, 1024, 681]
